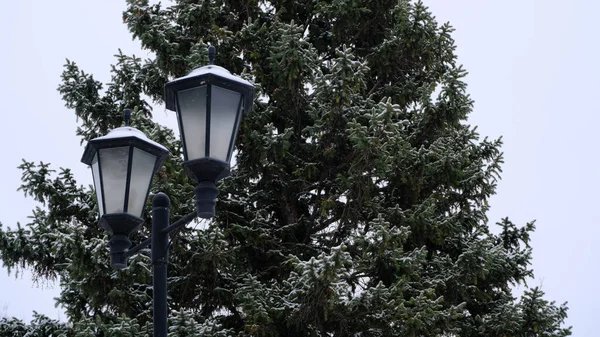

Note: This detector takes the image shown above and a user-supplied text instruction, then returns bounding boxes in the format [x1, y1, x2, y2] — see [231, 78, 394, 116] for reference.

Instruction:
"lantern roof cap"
[178, 65, 252, 87]
[93, 127, 169, 152]
[81, 126, 169, 166]
[164, 64, 255, 112]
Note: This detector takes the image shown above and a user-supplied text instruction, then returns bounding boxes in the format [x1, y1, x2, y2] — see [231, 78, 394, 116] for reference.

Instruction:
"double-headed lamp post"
[80, 47, 254, 337]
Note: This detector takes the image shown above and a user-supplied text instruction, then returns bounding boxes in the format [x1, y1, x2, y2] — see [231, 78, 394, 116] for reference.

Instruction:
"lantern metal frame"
[164, 47, 254, 189]
[81, 124, 170, 268]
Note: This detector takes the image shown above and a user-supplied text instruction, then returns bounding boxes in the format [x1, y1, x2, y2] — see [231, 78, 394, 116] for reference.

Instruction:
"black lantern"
[81, 125, 169, 268]
[164, 46, 254, 218]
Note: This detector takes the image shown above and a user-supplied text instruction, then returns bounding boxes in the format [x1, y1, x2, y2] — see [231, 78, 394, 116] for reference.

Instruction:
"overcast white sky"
[0, 0, 595, 335]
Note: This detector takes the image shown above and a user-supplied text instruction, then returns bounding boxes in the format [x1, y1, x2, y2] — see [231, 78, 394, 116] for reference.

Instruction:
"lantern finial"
[124, 108, 132, 126]
[208, 45, 216, 65]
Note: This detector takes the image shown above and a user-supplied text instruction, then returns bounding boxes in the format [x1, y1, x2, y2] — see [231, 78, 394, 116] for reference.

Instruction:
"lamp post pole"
[152, 193, 170, 337]
[115, 193, 198, 337]
[117, 195, 199, 337]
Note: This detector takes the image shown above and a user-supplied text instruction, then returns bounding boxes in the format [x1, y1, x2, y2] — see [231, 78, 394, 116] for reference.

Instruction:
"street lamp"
[80, 47, 254, 337]
[164, 45, 254, 218]
[81, 117, 169, 269]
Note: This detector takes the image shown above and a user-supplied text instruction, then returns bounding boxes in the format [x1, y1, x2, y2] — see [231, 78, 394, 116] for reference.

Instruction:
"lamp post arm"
[122, 210, 197, 259]
[162, 211, 198, 235]
[123, 237, 151, 259]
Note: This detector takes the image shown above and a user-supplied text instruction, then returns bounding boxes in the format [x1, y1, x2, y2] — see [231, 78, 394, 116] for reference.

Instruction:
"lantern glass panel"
[209, 86, 242, 161]
[91, 153, 104, 216]
[177, 86, 207, 160]
[127, 148, 157, 217]
[99, 146, 129, 214]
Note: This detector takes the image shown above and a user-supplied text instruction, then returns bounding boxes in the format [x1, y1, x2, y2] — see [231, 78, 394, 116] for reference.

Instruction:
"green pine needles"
[0, 0, 571, 336]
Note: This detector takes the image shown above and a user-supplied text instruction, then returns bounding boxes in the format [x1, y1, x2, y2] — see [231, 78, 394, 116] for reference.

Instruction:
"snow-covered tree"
[0, 0, 571, 336]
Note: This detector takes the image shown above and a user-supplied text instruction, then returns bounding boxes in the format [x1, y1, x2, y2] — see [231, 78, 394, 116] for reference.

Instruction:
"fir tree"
[0, 0, 571, 336]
